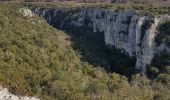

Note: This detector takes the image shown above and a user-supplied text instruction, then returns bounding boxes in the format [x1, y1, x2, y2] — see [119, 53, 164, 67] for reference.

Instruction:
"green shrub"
[165, 66, 170, 74]
[157, 74, 170, 84]
[147, 66, 159, 77]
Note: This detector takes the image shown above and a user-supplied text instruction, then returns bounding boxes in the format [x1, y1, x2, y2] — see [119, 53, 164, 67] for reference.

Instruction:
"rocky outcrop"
[20, 8, 34, 17]
[0, 85, 39, 100]
[32, 7, 170, 72]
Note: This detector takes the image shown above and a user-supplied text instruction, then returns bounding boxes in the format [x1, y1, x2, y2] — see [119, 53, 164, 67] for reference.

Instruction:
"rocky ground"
[0, 86, 39, 100]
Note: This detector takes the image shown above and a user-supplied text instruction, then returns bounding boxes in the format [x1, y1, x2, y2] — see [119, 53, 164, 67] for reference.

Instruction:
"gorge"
[31, 6, 170, 72]
[1, 3, 170, 99]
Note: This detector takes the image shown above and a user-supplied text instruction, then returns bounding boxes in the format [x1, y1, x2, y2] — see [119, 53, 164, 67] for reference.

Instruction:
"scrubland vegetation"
[1, 0, 170, 4]
[26, 2, 170, 16]
[0, 3, 170, 100]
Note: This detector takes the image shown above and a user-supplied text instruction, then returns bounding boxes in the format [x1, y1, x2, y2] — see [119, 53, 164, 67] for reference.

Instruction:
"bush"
[165, 66, 170, 74]
[157, 74, 170, 84]
[147, 66, 159, 77]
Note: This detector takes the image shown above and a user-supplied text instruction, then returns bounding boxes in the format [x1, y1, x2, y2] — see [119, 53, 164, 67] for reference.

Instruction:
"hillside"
[0, 3, 170, 100]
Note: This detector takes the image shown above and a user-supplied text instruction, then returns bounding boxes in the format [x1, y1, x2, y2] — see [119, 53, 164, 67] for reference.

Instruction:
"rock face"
[20, 8, 34, 17]
[32, 7, 170, 72]
[0, 85, 39, 100]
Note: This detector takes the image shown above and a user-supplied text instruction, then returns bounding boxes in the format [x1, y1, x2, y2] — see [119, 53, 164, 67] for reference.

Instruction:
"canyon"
[0, 4, 170, 99]
[31, 7, 170, 72]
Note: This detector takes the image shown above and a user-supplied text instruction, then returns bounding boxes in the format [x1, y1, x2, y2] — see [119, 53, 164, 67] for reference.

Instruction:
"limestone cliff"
[32, 7, 170, 72]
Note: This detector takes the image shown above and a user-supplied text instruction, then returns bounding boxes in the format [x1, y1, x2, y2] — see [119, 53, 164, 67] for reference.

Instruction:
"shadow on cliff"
[61, 25, 136, 77]
[34, 8, 137, 76]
